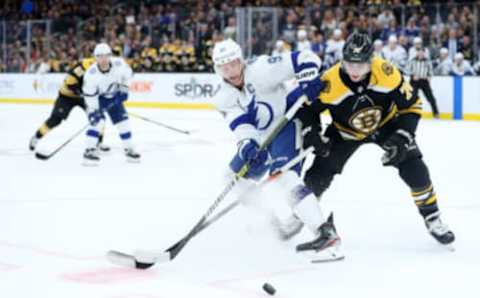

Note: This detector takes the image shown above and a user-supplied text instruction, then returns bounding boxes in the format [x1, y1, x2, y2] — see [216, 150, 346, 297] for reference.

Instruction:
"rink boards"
[0, 73, 479, 120]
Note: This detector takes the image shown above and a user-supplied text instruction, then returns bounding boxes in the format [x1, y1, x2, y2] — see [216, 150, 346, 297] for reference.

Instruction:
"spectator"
[20, 0, 34, 15]
[296, 29, 311, 51]
[311, 32, 326, 58]
[450, 52, 475, 76]
[434, 48, 453, 75]
[444, 28, 459, 61]
[325, 28, 344, 64]
[404, 17, 420, 43]
[272, 40, 290, 56]
[223, 16, 236, 40]
[459, 35, 474, 62]
[382, 35, 407, 72]
[373, 39, 383, 57]
[409, 37, 430, 61]
[377, 9, 395, 28]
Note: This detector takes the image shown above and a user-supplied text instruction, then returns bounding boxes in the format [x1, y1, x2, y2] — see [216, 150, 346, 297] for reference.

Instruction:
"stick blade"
[106, 250, 170, 269]
[35, 152, 50, 160]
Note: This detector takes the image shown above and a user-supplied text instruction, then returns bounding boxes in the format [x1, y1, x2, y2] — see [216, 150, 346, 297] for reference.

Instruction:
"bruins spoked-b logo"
[381, 62, 393, 75]
[349, 106, 383, 134]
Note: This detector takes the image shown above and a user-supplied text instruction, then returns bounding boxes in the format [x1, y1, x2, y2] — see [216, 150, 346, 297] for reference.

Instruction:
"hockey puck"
[262, 282, 276, 295]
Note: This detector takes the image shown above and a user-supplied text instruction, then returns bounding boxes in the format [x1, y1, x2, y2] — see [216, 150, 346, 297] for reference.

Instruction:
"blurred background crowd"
[1, 0, 480, 76]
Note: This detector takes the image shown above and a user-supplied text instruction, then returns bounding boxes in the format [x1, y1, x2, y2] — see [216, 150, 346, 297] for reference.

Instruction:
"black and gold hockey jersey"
[316, 56, 422, 141]
[59, 58, 96, 99]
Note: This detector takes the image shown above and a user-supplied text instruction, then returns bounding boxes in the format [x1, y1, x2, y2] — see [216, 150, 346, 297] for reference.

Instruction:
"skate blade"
[82, 160, 100, 167]
[299, 245, 345, 263]
[444, 243, 455, 252]
[126, 157, 141, 163]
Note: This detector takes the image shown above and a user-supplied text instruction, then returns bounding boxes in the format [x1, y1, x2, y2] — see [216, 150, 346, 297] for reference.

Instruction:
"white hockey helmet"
[212, 39, 243, 67]
[94, 43, 112, 57]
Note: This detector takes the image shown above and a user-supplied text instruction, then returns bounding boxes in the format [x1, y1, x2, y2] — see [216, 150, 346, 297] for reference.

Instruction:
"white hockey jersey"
[82, 57, 133, 109]
[382, 45, 407, 71]
[213, 50, 321, 144]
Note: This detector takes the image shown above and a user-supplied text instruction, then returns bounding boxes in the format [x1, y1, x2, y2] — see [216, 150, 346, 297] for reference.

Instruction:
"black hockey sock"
[35, 123, 51, 138]
[411, 184, 439, 218]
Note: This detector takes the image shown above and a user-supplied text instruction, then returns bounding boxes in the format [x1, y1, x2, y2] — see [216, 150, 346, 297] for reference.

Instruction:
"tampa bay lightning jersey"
[213, 50, 321, 144]
[82, 57, 133, 110]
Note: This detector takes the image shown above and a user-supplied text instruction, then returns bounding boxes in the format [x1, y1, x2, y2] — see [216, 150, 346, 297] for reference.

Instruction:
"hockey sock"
[292, 187, 325, 234]
[116, 120, 134, 149]
[412, 184, 439, 218]
[35, 123, 50, 139]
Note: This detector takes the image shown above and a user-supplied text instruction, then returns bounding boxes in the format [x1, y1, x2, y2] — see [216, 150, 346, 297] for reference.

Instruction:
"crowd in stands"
[1, 0, 480, 76]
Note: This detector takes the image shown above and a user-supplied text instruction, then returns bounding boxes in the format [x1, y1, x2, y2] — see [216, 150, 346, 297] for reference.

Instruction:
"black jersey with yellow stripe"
[317, 57, 422, 141]
[59, 58, 95, 98]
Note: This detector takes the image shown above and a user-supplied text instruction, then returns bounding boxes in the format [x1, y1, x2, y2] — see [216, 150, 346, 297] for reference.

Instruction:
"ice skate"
[97, 142, 111, 153]
[296, 214, 344, 263]
[125, 148, 141, 163]
[425, 211, 455, 249]
[83, 148, 100, 166]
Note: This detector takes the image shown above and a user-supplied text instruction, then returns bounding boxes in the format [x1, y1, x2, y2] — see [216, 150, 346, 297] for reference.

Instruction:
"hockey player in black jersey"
[297, 31, 455, 249]
[29, 58, 109, 152]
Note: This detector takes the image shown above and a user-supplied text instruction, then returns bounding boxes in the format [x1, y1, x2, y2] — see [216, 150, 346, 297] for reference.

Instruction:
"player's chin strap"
[106, 95, 309, 269]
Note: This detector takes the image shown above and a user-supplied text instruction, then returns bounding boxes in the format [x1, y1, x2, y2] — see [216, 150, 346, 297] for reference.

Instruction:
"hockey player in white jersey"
[82, 43, 140, 165]
[211, 39, 343, 261]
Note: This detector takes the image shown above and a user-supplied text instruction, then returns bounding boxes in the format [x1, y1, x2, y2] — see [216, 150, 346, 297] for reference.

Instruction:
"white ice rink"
[1, 103, 479, 298]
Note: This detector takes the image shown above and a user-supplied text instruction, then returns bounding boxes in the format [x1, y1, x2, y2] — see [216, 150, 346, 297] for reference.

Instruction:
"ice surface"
[0, 104, 478, 298]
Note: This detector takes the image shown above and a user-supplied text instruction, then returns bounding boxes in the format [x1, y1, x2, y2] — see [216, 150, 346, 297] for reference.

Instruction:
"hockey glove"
[87, 109, 103, 126]
[230, 139, 269, 180]
[381, 129, 414, 167]
[300, 79, 326, 108]
[303, 125, 331, 157]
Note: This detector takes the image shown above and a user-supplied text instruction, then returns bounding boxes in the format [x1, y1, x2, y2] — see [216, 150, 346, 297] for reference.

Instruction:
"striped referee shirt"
[407, 58, 433, 79]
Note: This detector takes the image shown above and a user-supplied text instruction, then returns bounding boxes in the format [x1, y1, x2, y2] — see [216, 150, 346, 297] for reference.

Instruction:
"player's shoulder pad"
[369, 56, 402, 92]
[109, 56, 124, 67]
[212, 81, 241, 111]
[318, 63, 353, 105]
[291, 50, 321, 72]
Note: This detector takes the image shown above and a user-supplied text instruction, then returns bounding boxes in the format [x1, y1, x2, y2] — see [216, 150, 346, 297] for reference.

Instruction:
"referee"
[407, 46, 440, 119]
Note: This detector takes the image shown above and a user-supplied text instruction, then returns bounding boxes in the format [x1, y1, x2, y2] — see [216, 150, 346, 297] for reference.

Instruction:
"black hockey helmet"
[342, 30, 373, 63]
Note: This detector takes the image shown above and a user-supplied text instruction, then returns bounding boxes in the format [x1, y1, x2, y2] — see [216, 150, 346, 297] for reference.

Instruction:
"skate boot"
[83, 148, 100, 166]
[425, 211, 455, 246]
[97, 142, 111, 153]
[29, 136, 39, 151]
[271, 214, 304, 240]
[125, 148, 141, 163]
[296, 213, 344, 262]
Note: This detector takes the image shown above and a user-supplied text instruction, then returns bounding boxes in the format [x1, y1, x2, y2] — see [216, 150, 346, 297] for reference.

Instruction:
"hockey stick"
[35, 101, 117, 161]
[188, 146, 314, 237]
[107, 96, 309, 269]
[128, 112, 191, 135]
[107, 146, 314, 269]
[35, 123, 89, 160]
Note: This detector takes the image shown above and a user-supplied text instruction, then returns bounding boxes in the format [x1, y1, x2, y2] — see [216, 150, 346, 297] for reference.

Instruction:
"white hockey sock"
[85, 120, 105, 149]
[115, 120, 134, 150]
[293, 192, 325, 234]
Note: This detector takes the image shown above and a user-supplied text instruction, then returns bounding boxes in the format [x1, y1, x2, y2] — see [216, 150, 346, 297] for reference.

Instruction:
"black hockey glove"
[303, 125, 331, 157]
[381, 129, 414, 167]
